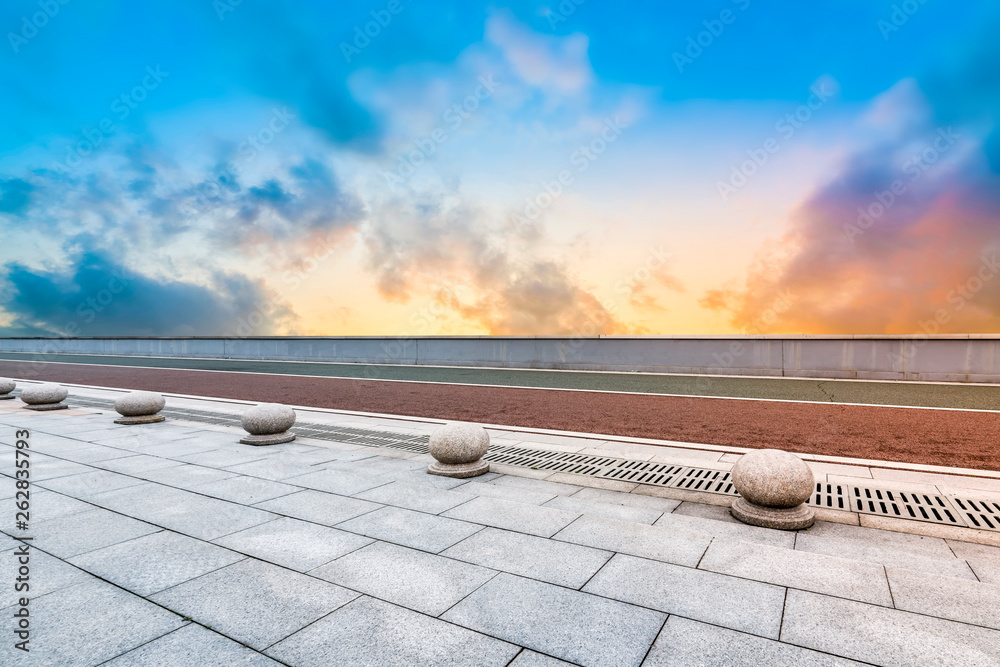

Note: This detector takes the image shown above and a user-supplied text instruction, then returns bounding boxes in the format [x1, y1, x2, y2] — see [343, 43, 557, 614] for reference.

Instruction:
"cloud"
[361, 192, 629, 334]
[485, 10, 593, 96]
[704, 31, 1000, 334]
[0, 247, 297, 336]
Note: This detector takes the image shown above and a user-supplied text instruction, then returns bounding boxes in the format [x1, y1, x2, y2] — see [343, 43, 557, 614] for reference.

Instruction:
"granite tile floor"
[1, 397, 1000, 666]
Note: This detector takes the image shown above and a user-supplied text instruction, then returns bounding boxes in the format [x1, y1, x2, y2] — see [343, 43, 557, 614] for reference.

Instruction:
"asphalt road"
[1, 351, 999, 410]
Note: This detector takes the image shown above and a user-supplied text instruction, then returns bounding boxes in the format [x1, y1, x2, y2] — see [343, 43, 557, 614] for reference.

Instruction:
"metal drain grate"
[59, 394, 1000, 532]
[599, 461, 687, 486]
[850, 486, 964, 527]
[670, 468, 738, 495]
[806, 482, 850, 511]
[949, 495, 1000, 532]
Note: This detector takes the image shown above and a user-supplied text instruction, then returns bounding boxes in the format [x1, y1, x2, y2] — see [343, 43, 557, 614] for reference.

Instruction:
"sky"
[1, 0, 998, 337]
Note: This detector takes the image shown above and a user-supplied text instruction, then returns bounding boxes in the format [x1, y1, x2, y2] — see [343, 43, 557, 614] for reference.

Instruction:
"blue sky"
[1, 1, 998, 335]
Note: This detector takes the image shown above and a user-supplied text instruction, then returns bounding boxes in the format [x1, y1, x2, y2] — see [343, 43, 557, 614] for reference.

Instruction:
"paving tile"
[699, 539, 893, 606]
[224, 457, 320, 480]
[285, 468, 391, 496]
[671, 500, 745, 523]
[782, 589, 1000, 666]
[803, 520, 956, 558]
[442, 496, 579, 537]
[453, 480, 559, 505]
[38, 469, 146, 498]
[354, 481, 476, 514]
[151, 559, 358, 650]
[570, 486, 681, 512]
[888, 567, 1000, 630]
[174, 447, 273, 468]
[91, 483, 278, 541]
[124, 438, 222, 458]
[947, 539, 1000, 584]
[70, 530, 245, 596]
[20, 456, 92, 481]
[94, 454, 187, 475]
[312, 541, 496, 615]
[190, 475, 298, 504]
[795, 532, 977, 580]
[39, 428, 124, 446]
[584, 553, 785, 639]
[553, 515, 709, 567]
[482, 475, 583, 497]
[30, 508, 161, 558]
[338, 506, 482, 553]
[542, 495, 662, 524]
[443, 572, 665, 667]
[253, 489, 381, 526]
[644, 615, 864, 666]
[49, 444, 135, 464]
[0, 545, 91, 608]
[104, 623, 283, 666]
[388, 468, 483, 489]
[2, 580, 185, 666]
[509, 651, 576, 666]
[213, 517, 372, 571]
[441, 527, 612, 589]
[326, 455, 427, 476]
[654, 509, 795, 548]
[266, 596, 518, 667]
[138, 463, 241, 490]
[1, 489, 92, 528]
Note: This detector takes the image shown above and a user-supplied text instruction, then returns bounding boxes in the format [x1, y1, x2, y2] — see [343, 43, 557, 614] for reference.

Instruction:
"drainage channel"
[64, 394, 1000, 532]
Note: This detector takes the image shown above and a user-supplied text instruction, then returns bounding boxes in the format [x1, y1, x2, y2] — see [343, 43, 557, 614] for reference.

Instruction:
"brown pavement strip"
[2, 359, 999, 471]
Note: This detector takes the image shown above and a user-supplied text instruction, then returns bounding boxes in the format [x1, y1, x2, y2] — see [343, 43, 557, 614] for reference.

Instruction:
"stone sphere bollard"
[240, 403, 296, 445]
[20, 383, 69, 411]
[114, 391, 166, 425]
[730, 448, 815, 530]
[428, 422, 490, 478]
[0, 378, 14, 400]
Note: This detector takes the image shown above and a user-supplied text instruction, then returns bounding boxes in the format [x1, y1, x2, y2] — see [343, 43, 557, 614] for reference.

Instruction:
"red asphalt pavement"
[3, 360, 999, 471]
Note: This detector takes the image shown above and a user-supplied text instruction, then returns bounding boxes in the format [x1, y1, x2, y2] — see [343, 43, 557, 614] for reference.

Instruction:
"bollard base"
[731, 497, 814, 530]
[24, 403, 68, 411]
[428, 459, 490, 479]
[115, 415, 166, 425]
[240, 432, 296, 446]
[0, 395, 14, 400]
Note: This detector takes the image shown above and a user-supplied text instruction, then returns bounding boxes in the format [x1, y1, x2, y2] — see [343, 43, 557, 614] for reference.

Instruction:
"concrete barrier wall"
[3, 336, 1000, 383]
